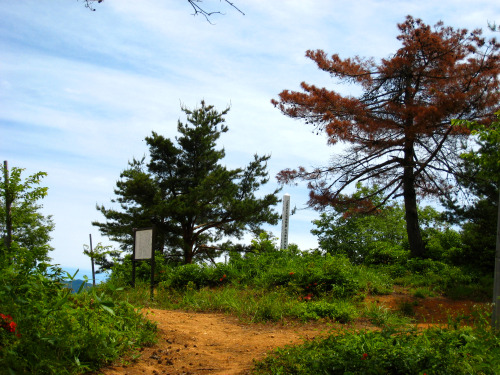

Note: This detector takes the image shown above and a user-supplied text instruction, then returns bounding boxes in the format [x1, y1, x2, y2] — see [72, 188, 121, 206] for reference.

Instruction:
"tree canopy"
[0, 163, 54, 269]
[272, 16, 500, 258]
[94, 101, 280, 264]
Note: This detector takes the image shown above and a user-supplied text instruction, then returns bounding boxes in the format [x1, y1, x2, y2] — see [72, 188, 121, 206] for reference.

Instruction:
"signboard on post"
[280, 194, 290, 250]
[132, 227, 155, 300]
[134, 228, 154, 260]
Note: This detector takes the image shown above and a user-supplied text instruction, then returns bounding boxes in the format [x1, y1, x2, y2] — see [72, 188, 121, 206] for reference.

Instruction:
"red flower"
[219, 278, 223, 281]
[289, 272, 295, 275]
[1, 313, 18, 335]
[8, 321, 17, 333]
[361, 353, 368, 360]
[0, 314, 12, 322]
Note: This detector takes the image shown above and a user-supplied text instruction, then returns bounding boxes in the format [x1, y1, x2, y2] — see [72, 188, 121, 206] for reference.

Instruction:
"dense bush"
[0, 264, 157, 374]
[154, 249, 361, 300]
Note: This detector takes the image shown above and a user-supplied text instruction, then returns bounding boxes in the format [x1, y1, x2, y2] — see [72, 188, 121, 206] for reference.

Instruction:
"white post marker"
[280, 193, 290, 250]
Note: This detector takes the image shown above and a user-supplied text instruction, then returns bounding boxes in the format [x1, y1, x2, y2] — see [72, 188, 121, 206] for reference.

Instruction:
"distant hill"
[64, 279, 92, 293]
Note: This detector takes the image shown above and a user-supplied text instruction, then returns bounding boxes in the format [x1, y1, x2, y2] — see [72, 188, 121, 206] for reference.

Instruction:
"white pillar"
[280, 194, 290, 250]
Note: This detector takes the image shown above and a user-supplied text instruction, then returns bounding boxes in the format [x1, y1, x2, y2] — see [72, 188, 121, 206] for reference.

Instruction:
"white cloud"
[1, 0, 498, 270]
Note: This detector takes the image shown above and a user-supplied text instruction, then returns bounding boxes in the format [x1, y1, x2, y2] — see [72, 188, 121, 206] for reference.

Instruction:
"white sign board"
[134, 228, 153, 260]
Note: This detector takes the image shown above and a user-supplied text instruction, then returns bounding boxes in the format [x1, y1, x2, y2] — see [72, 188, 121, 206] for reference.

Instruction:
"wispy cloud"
[1, 0, 498, 269]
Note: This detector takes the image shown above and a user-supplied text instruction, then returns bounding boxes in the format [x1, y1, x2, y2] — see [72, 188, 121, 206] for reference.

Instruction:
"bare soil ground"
[97, 290, 489, 375]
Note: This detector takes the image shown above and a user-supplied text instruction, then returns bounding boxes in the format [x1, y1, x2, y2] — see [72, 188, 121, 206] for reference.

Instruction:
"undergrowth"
[0, 264, 157, 374]
[252, 315, 500, 374]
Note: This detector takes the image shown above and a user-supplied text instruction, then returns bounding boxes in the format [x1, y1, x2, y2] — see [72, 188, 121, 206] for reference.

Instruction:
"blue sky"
[1, 0, 498, 278]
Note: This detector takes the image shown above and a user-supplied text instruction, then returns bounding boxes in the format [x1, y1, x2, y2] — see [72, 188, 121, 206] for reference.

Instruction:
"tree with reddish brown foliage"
[272, 16, 500, 258]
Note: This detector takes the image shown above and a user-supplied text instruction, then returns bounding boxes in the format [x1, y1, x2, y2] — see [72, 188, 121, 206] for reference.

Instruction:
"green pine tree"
[94, 101, 280, 264]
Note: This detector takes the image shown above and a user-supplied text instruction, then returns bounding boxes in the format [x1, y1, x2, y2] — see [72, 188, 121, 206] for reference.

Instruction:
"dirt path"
[97, 293, 488, 375]
[98, 309, 340, 375]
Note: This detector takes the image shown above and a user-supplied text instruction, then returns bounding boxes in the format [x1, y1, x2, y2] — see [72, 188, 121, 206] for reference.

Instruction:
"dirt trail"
[97, 293, 488, 375]
[98, 309, 339, 375]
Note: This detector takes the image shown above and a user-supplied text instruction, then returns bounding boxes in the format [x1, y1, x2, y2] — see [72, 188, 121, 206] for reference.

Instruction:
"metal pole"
[132, 228, 136, 288]
[150, 226, 156, 301]
[150, 253, 155, 301]
[89, 234, 96, 287]
[492, 186, 500, 329]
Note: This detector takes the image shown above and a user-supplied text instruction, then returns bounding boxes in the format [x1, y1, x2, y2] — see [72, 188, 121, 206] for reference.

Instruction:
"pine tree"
[94, 101, 279, 264]
[272, 16, 500, 258]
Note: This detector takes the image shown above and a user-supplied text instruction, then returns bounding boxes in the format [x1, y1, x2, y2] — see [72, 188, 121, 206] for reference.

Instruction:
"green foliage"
[312, 184, 408, 265]
[384, 258, 490, 300]
[250, 231, 279, 253]
[253, 321, 500, 374]
[94, 101, 280, 264]
[444, 113, 500, 272]
[0, 264, 157, 374]
[108, 235, 398, 324]
[82, 242, 121, 274]
[292, 300, 358, 323]
[362, 304, 412, 328]
[0, 165, 54, 269]
[312, 183, 460, 265]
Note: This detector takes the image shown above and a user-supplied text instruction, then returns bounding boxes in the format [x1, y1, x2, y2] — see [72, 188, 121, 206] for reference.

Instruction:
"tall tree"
[94, 101, 280, 264]
[0, 163, 54, 269]
[272, 16, 500, 258]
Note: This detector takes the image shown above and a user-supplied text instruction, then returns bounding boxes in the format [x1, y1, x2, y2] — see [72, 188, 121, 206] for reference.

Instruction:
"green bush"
[253, 323, 500, 374]
[0, 264, 157, 374]
[292, 300, 358, 323]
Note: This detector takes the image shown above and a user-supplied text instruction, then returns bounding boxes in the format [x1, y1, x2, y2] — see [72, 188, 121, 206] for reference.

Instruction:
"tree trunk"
[183, 238, 195, 264]
[3, 161, 12, 265]
[403, 143, 426, 258]
[492, 185, 500, 329]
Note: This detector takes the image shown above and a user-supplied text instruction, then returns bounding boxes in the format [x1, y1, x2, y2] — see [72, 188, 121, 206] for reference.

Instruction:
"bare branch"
[81, 0, 244, 21]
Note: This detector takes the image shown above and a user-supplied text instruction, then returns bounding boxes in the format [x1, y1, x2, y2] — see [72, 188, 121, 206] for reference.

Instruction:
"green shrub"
[253, 323, 500, 374]
[292, 300, 357, 323]
[0, 265, 157, 374]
